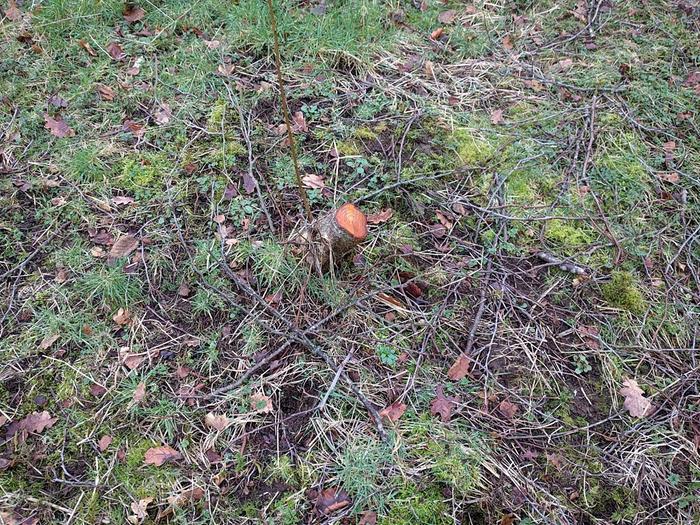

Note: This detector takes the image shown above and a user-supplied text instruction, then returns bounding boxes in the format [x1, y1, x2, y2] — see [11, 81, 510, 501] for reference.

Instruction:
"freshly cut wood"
[291, 203, 368, 272]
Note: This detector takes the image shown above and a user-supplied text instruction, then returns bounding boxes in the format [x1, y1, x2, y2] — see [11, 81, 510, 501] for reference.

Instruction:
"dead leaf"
[44, 113, 75, 138]
[430, 27, 444, 40]
[55, 268, 68, 283]
[502, 35, 514, 50]
[438, 9, 457, 24]
[0, 512, 39, 525]
[490, 108, 505, 125]
[113, 308, 131, 326]
[144, 445, 181, 466]
[78, 39, 97, 57]
[98, 435, 112, 452]
[379, 401, 406, 422]
[546, 452, 564, 469]
[8, 411, 58, 439]
[154, 103, 172, 125]
[107, 42, 125, 60]
[217, 63, 235, 76]
[552, 58, 574, 72]
[120, 347, 144, 370]
[112, 195, 134, 205]
[128, 497, 153, 524]
[90, 384, 107, 397]
[435, 210, 453, 229]
[133, 382, 146, 403]
[498, 399, 519, 419]
[39, 333, 60, 350]
[250, 393, 273, 413]
[620, 378, 654, 418]
[48, 95, 68, 108]
[4, 0, 21, 21]
[204, 412, 231, 431]
[315, 487, 352, 515]
[123, 5, 145, 22]
[109, 235, 139, 259]
[292, 111, 308, 132]
[359, 511, 377, 525]
[97, 84, 115, 101]
[523, 79, 544, 91]
[177, 282, 191, 297]
[658, 172, 680, 183]
[302, 174, 325, 189]
[366, 208, 393, 224]
[430, 385, 458, 422]
[447, 354, 470, 381]
[122, 119, 145, 138]
[166, 486, 204, 509]
[204, 39, 221, 49]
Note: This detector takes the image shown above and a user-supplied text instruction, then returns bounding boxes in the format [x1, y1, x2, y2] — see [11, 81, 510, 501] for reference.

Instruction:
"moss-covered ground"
[1, 1, 699, 523]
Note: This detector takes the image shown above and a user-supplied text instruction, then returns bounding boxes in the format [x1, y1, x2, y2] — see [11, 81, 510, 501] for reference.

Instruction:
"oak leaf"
[107, 42, 125, 60]
[498, 399, 519, 419]
[430, 385, 458, 422]
[44, 114, 75, 138]
[379, 401, 406, 422]
[620, 379, 653, 418]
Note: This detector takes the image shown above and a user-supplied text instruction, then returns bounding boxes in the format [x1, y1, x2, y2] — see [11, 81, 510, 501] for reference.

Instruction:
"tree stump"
[291, 203, 367, 273]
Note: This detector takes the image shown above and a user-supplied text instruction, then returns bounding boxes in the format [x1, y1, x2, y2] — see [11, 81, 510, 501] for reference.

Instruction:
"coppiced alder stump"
[291, 203, 368, 273]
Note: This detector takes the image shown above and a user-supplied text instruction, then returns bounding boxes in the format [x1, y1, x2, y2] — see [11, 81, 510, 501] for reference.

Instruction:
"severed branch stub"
[291, 203, 368, 273]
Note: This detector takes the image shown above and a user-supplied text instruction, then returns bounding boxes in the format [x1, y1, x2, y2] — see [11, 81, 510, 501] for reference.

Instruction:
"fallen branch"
[536, 252, 587, 275]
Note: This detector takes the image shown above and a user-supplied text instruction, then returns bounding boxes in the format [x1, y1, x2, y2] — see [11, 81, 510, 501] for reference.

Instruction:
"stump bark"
[291, 203, 367, 273]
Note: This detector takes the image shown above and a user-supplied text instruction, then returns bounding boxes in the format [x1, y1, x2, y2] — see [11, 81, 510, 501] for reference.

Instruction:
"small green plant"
[574, 355, 592, 375]
[376, 344, 399, 367]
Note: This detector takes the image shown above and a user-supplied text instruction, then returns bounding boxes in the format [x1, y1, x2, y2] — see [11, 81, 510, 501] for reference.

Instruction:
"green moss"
[602, 271, 647, 315]
[381, 484, 450, 525]
[116, 154, 170, 199]
[545, 219, 593, 254]
[353, 126, 379, 140]
[112, 439, 180, 499]
[336, 140, 361, 156]
[207, 97, 228, 131]
[451, 129, 495, 166]
[427, 442, 482, 495]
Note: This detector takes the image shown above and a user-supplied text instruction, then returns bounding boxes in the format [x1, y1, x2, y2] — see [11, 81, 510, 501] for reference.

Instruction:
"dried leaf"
[133, 382, 146, 403]
[122, 119, 145, 138]
[302, 173, 325, 189]
[435, 210, 453, 229]
[177, 282, 191, 297]
[291, 111, 308, 132]
[78, 39, 97, 57]
[4, 0, 21, 21]
[366, 208, 393, 224]
[437, 9, 457, 24]
[144, 445, 181, 466]
[123, 5, 145, 22]
[120, 347, 144, 370]
[98, 435, 113, 451]
[490, 108, 505, 125]
[39, 333, 60, 350]
[97, 84, 115, 101]
[379, 401, 406, 422]
[10, 411, 58, 437]
[107, 42, 125, 60]
[250, 393, 273, 413]
[315, 487, 352, 515]
[359, 511, 377, 525]
[217, 63, 235, 76]
[44, 113, 75, 138]
[502, 35, 514, 50]
[204, 412, 231, 431]
[0, 512, 39, 525]
[620, 378, 653, 418]
[109, 235, 139, 259]
[128, 497, 153, 524]
[166, 486, 204, 507]
[430, 27, 444, 40]
[447, 354, 470, 381]
[48, 95, 68, 108]
[657, 172, 680, 183]
[430, 385, 458, 422]
[113, 308, 131, 326]
[498, 399, 519, 419]
[112, 195, 134, 205]
[90, 384, 107, 397]
[154, 103, 172, 125]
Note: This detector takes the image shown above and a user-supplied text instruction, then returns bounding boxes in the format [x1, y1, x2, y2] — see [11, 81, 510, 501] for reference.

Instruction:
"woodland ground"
[1, 1, 699, 524]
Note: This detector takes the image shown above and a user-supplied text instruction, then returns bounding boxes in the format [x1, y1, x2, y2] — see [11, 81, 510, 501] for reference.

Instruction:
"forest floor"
[1, 1, 699, 524]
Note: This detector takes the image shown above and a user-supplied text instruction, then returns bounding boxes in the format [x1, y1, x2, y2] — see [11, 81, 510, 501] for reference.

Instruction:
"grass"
[1, 0, 699, 523]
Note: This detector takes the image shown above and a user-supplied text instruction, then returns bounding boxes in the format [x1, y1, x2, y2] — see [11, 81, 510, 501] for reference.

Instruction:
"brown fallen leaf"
[4, 0, 21, 21]
[7, 411, 58, 440]
[96, 84, 115, 101]
[48, 95, 68, 108]
[154, 103, 172, 125]
[128, 497, 153, 524]
[44, 113, 75, 138]
[98, 435, 113, 452]
[502, 35, 514, 50]
[113, 308, 131, 326]
[498, 399, 519, 419]
[435, 210, 453, 229]
[620, 378, 654, 418]
[90, 384, 107, 397]
[430, 385, 458, 422]
[250, 393, 273, 413]
[123, 5, 145, 22]
[107, 42, 125, 60]
[204, 412, 231, 431]
[379, 401, 407, 422]
[359, 511, 377, 525]
[302, 173, 325, 189]
[490, 108, 505, 125]
[112, 195, 134, 205]
[291, 111, 308, 132]
[430, 27, 444, 40]
[447, 354, 471, 381]
[0, 511, 39, 525]
[366, 208, 394, 224]
[109, 234, 139, 259]
[78, 39, 98, 56]
[438, 9, 457, 24]
[177, 282, 191, 297]
[39, 333, 60, 350]
[144, 445, 181, 466]
[122, 119, 145, 138]
[315, 487, 352, 515]
[133, 382, 146, 403]
[120, 347, 144, 370]
[657, 171, 680, 183]
[217, 62, 235, 77]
